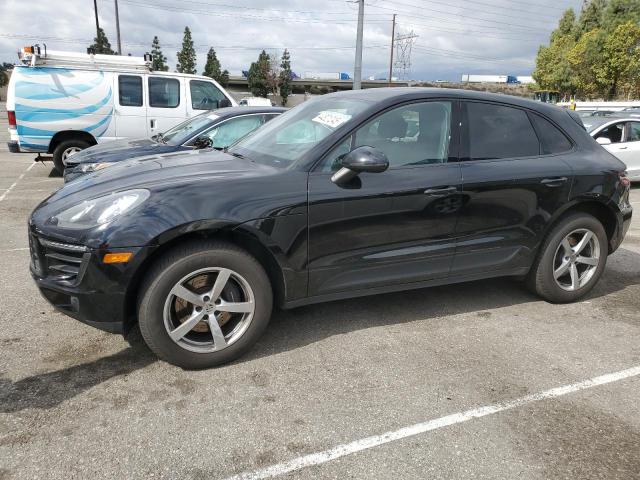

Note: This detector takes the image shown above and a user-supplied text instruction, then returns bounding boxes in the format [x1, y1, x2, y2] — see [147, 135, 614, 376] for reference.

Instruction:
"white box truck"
[6, 46, 237, 172]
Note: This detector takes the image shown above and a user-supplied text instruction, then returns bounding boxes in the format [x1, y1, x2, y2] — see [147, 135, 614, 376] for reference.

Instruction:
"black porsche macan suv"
[29, 88, 632, 368]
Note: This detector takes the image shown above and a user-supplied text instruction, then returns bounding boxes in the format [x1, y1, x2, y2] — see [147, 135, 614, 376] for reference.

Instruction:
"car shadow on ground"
[238, 246, 640, 365]
[0, 339, 155, 413]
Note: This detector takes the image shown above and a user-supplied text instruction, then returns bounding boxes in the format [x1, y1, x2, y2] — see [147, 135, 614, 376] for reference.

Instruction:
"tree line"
[533, 0, 640, 100]
[88, 26, 293, 106]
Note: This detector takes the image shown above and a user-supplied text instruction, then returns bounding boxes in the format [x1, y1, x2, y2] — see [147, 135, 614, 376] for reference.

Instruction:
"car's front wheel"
[138, 241, 273, 368]
[528, 212, 608, 303]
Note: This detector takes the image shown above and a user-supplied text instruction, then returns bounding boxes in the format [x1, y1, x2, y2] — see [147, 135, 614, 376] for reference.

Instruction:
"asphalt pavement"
[0, 123, 639, 479]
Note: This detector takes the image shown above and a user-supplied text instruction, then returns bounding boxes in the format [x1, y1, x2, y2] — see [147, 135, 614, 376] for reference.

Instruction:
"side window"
[466, 102, 539, 160]
[530, 113, 572, 154]
[118, 75, 142, 107]
[148, 77, 180, 108]
[263, 114, 281, 123]
[190, 80, 225, 110]
[594, 123, 624, 144]
[321, 101, 452, 172]
[626, 122, 640, 142]
[203, 115, 264, 149]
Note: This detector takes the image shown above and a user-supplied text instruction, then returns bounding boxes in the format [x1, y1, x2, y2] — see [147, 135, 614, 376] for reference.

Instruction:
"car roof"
[193, 106, 287, 122]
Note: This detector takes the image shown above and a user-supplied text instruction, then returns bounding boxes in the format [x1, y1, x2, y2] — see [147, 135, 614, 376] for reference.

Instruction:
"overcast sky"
[0, 0, 584, 81]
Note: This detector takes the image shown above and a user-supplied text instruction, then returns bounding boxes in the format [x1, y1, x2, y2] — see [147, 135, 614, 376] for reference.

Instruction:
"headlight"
[52, 189, 150, 229]
[80, 162, 112, 173]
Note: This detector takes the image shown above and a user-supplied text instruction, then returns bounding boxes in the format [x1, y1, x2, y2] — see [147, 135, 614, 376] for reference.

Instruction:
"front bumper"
[29, 231, 155, 334]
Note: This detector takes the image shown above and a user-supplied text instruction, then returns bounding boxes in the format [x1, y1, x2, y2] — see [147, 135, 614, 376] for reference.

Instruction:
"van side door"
[114, 74, 146, 139]
[147, 75, 186, 136]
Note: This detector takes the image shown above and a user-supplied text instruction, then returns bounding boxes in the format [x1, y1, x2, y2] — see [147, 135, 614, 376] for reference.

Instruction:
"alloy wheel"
[163, 267, 255, 353]
[61, 146, 82, 166]
[552, 228, 600, 292]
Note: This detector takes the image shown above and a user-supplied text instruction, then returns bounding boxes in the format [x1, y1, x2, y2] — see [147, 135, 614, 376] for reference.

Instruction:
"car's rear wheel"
[52, 139, 90, 174]
[527, 212, 607, 303]
[138, 241, 273, 368]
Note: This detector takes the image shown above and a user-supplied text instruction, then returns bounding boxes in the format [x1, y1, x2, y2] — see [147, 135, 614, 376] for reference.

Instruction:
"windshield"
[161, 113, 219, 145]
[229, 96, 372, 168]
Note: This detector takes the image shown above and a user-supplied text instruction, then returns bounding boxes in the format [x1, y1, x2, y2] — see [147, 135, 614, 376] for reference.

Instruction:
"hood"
[40, 149, 277, 209]
[66, 137, 184, 165]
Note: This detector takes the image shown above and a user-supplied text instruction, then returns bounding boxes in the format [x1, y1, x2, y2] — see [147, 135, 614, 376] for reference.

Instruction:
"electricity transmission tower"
[393, 31, 418, 80]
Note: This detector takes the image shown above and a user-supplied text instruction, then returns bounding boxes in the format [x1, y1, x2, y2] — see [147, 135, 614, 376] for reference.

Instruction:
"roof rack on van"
[18, 44, 153, 72]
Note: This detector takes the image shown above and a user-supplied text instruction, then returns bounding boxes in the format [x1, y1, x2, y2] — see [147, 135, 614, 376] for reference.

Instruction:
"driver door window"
[190, 80, 225, 110]
[320, 101, 452, 172]
[203, 115, 264, 149]
[595, 123, 625, 143]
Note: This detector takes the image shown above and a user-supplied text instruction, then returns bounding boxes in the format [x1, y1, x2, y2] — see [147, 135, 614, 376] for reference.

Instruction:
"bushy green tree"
[203, 47, 222, 81]
[220, 69, 230, 88]
[248, 50, 272, 98]
[601, 21, 640, 98]
[278, 49, 292, 106]
[578, 0, 606, 33]
[150, 36, 168, 71]
[603, 0, 640, 30]
[89, 27, 115, 55]
[567, 29, 607, 98]
[176, 27, 196, 74]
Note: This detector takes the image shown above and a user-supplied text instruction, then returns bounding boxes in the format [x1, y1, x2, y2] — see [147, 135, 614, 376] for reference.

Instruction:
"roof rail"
[18, 44, 153, 72]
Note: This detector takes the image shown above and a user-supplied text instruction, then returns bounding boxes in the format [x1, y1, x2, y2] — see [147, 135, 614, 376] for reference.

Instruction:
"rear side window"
[149, 77, 180, 108]
[530, 113, 572, 154]
[627, 122, 640, 142]
[118, 75, 142, 107]
[466, 102, 539, 160]
[190, 80, 225, 110]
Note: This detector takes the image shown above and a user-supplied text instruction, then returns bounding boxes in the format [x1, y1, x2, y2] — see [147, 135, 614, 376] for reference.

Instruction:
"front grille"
[30, 234, 90, 285]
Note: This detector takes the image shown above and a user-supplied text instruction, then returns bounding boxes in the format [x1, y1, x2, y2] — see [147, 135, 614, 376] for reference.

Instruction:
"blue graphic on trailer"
[13, 67, 113, 152]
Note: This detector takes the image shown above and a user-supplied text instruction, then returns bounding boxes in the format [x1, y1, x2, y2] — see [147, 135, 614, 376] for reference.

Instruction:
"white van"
[6, 46, 236, 171]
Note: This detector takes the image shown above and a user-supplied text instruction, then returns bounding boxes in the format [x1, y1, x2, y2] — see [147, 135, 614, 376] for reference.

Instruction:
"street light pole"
[114, 0, 122, 55]
[93, 0, 100, 38]
[353, 0, 364, 90]
[388, 14, 396, 87]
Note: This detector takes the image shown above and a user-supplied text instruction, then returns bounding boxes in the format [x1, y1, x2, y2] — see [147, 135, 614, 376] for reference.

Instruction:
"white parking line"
[0, 162, 36, 203]
[225, 365, 640, 480]
[0, 247, 29, 252]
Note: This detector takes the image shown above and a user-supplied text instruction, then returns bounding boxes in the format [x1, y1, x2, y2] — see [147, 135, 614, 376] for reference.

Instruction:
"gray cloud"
[0, 0, 583, 80]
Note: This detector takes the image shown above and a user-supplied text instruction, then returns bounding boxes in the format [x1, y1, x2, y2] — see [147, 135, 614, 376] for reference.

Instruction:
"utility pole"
[353, 0, 364, 90]
[114, 0, 122, 55]
[93, 0, 100, 38]
[388, 14, 396, 87]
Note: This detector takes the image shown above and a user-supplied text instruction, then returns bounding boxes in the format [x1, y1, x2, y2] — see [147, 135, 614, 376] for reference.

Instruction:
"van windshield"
[228, 96, 371, 168]
[161, 113, 219, 145]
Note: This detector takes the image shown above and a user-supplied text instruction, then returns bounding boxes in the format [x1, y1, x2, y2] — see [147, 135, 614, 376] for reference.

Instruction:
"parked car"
[63, 106, 286, 182]
[586, 116, 640, 182]
[29, 88, 632, 368]
[7, 47, 236, 172]
[238, 97, 275, 107]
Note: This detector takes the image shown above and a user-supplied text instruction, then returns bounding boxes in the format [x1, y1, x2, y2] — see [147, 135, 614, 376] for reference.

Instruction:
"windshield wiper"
[155, 133, 166, 144]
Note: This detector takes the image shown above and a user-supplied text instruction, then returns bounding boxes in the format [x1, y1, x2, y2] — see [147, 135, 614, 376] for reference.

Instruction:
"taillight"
[619, 171, 631, 188]
[7, 111, 16, 128]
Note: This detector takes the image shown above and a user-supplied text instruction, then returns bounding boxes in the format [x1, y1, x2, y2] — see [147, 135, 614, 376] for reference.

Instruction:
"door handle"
[150, 119, 156, 129]
[540, 177, 568, 187]
[424, 186, 457, 196]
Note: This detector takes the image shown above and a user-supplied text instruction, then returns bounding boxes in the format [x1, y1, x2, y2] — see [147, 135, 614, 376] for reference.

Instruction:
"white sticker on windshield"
[312, 111, 352, 129]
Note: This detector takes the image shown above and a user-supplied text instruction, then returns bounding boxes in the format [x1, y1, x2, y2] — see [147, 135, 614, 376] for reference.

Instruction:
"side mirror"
[192, 135, 213, 149]
[218, 98, 232, 108]
[331, 146, 389, 184]
[596, 137, 612, 145]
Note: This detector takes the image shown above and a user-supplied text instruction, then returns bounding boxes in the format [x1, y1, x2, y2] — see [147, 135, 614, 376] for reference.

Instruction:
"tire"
[138, 241, 273, 369]
[527, 212, 607, 303]
[52, 139, 90, 174]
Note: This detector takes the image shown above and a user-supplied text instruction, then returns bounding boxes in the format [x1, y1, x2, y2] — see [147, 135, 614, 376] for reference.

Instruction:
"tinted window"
[466, 102, 539, 160]
[149, 77, 180, 108]
[530, 113, 572, 154]
[321, 101, 452, 172]
[118, 75, 142, 107]
[190, 80, 225, 110]
[626, 122, 640, 142]
[203, 115, 265, 148]
[594, 122, 624, 143]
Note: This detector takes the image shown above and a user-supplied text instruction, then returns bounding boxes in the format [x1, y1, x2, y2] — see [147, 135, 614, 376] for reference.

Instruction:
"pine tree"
[247, 50, 272, 98]
[220, 69, 230, 88]
[89, 27, 115, 55]
[202, 47, 222, 81]
[278, 49, 292, 106]
[176, 26, 197, 74]
[151, 36, 168, 71]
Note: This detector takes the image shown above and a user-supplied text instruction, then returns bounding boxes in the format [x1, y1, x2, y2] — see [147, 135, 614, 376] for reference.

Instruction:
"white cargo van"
[6, 46, 236, 171]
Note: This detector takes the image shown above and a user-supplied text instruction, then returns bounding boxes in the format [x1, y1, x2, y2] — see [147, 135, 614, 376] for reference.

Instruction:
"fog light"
[103, 252, 133, 264]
